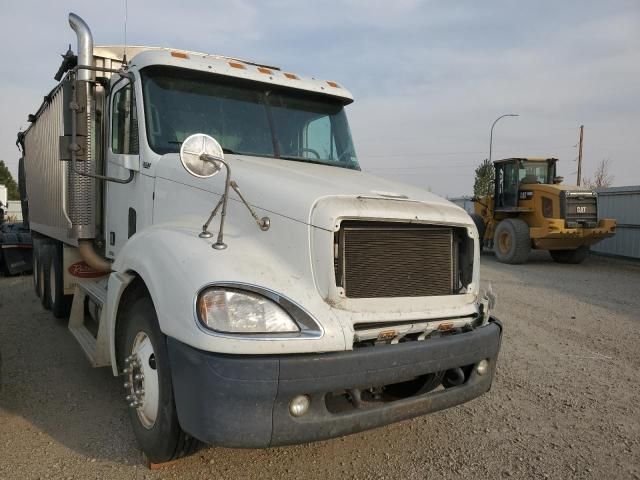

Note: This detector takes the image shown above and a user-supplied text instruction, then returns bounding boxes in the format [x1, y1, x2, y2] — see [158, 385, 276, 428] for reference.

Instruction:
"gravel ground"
[1, 251, 639, 480]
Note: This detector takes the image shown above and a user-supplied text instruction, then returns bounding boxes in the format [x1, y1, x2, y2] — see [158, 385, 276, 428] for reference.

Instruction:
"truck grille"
[335, 222, 455, 298]
[561, 191, 598, 226]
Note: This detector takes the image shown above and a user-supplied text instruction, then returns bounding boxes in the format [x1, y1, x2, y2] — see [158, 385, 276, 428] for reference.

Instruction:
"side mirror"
[179, 133, 224, 178]
[553, 176, 564, 184]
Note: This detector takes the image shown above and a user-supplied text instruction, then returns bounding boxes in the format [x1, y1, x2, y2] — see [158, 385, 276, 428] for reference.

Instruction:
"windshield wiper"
[278, 155, 360, 170]
[278, 155, 329, 166]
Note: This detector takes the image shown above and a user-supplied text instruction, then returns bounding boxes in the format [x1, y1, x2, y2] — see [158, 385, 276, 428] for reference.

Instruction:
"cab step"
[68, 277, 111, 367]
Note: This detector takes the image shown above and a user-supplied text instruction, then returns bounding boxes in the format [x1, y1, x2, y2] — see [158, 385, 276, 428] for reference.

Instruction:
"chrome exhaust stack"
[68, 13, 94, 81]
[67, 12, 105, 269]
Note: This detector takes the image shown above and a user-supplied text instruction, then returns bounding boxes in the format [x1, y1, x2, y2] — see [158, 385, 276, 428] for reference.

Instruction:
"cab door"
[495, 161, 519, 210]
[104, 79, 141, 258]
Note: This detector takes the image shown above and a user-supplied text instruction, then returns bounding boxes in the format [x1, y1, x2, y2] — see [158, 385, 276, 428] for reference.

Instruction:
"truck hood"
[156, 154, 471, 230]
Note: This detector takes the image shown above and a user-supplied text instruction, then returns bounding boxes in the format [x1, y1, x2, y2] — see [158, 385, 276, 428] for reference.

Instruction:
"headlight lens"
[197, 288, 300, 334]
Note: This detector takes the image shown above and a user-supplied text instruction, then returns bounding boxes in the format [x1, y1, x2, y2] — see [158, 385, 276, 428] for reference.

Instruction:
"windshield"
[519, 161, 551, 184]
[140, 66, 359, 170]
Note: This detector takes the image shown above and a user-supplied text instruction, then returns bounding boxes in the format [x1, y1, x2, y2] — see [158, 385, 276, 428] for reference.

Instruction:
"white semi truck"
[18, 13, 502, 463]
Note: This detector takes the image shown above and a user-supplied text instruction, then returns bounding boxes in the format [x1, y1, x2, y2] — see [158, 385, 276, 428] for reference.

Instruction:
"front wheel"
[120, 294, 197, 463]
[493, 219, 531, 264]
[549, 246, 589, 264]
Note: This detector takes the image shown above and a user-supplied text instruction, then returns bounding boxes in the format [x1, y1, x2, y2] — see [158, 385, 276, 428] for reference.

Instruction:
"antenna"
[122, 0, 128, 65]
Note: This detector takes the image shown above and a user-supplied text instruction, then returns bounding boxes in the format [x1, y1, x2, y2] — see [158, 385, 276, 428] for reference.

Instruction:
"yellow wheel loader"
[472, 158, 616, 264]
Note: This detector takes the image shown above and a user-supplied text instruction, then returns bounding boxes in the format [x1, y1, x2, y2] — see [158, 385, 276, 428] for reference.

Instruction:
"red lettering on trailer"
[68, 261, 108, 278]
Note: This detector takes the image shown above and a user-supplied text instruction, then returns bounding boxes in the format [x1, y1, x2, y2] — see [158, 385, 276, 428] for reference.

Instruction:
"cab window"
[112, 84, 139, 154]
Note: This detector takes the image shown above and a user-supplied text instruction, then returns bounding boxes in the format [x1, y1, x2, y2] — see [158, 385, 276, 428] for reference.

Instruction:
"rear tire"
[550, 246, 589, 264]
[39, 244, 53, 309]
[493, 219, 531, 264]
[119, 294, 197, 463]
[18, 156, 29, 226]
[48, 242, 72, 318]
[33, 241, 41, 298]
[470, 213, 486, 250]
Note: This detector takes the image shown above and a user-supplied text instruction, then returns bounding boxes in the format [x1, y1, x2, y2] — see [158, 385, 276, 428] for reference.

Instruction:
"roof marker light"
[326, 81, 340, 88]
[284, 72, 299, 80]
[170, 51, 189, 59]
[229, 61, 246, 69]
[258, 67, 272, 74]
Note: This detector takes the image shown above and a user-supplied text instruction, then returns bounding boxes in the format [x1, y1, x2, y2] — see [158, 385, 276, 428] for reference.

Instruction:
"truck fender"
[105, 270, 136, 376]
[107, 226, 199, 375]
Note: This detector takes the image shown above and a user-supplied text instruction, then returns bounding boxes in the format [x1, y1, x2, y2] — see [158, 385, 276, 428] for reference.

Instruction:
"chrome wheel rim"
[124, 332, 159, 429]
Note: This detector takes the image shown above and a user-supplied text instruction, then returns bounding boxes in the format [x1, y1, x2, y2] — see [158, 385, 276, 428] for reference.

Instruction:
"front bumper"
[167, 318, 502, 448]
[531, 218, 616, 249]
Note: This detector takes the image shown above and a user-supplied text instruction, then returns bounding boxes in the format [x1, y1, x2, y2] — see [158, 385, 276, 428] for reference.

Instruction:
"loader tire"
[550, 246, 589, 264]
[493, 219, 531, 264]
[470, 213, 486, 250]
[119, 293, 198, 464]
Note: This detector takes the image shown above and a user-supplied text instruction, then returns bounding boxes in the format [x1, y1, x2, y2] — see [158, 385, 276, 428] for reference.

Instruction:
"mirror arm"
[197, 164, 271, 245]
[230, 181, 270, 231]
[200, 154, 232, 250]
[198, 196, 224, 239]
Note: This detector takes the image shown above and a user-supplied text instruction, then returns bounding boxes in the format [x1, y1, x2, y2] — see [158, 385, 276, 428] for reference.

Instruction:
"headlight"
[197, 288, 300, 334]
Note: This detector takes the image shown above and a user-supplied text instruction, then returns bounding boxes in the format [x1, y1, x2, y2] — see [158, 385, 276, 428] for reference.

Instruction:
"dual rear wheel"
[32, 238, 72, 318]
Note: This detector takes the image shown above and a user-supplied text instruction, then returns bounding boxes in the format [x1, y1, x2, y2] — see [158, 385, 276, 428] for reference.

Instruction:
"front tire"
[120, 294, 197, 463]
[550, 246, 589, 264]
[493, 219, 531, 264]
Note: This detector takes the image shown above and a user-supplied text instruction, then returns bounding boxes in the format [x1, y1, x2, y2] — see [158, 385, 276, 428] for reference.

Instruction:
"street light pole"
[489, 114, 519, 163]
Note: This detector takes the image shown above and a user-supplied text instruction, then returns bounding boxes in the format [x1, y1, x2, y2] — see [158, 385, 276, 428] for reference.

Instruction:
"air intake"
[335, 222, 456, 298]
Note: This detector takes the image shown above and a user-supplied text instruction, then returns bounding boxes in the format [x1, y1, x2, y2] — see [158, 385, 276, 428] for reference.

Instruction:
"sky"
[0, 0, 638, 197]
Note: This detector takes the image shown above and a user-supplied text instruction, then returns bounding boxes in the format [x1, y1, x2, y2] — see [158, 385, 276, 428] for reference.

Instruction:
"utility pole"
[577, 125, 584, 186]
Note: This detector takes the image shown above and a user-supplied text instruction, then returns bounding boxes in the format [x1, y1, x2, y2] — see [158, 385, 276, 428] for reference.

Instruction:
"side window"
[112, 84, 139, 154]
[503, 162, 519, 207]
[305, 116, 337, 160]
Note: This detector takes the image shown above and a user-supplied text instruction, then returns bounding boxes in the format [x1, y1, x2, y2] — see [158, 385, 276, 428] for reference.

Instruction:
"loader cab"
[493, 158, 557, 211]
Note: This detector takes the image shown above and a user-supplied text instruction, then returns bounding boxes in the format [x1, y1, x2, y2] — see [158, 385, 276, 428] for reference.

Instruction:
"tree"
[0, 160, 19, 201]
[582, 159, 614, 190]
[473, 159, 495, 198]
